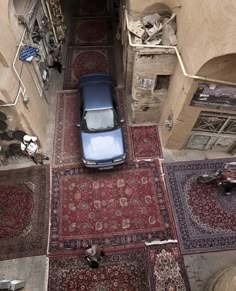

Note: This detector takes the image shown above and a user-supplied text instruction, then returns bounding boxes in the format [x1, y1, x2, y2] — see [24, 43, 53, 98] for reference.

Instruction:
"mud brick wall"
[131, 48, 177, 122]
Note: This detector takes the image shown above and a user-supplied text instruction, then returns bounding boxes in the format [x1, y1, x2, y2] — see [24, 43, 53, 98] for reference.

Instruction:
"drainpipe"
[0, 29, 27, 107]
[124, 9, 236, 87]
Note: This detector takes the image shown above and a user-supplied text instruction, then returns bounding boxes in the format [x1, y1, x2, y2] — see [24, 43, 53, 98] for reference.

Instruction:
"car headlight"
[82, 159, 96, 165]
[113, 154, 126, 163]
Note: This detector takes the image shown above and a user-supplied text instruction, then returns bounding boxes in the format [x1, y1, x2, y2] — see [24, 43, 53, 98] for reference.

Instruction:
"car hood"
[81, 128, 125, 161]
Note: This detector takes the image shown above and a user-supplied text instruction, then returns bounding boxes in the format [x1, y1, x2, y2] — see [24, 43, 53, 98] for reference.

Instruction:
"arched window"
[198, 54, 236, 83]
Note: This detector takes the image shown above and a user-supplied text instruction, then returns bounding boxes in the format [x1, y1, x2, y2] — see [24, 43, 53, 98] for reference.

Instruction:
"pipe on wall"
[0, 26, 43, 108]
[0, 29, 27, 108]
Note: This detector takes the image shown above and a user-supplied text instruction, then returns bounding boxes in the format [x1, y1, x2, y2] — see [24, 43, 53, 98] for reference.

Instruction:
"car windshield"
[83, 108, 119, 132]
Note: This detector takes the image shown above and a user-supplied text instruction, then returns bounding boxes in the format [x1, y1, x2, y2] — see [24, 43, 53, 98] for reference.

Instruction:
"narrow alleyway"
[47, 1, 236, 289]
[47, 0, 190, 290]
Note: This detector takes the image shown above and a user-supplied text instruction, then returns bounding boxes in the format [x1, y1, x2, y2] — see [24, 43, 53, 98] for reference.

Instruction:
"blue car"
[77, 73, 126, 168]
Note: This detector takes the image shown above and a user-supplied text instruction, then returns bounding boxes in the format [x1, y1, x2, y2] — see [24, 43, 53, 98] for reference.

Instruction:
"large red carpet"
[0, 165, 50, 260]
[63, 47, 115, 89]
[163, 158, 236, 254]
[50, 161, 175, 252]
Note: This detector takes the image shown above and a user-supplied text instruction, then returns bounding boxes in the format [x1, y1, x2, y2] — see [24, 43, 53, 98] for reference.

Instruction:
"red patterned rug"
[77, 0, 109, 17]
[146, 243, 191, 290]
[52, 90, 80, 167]
[130, 125, 163, 160]
[63, 47, 115, 90]
[52, 89, 131, 167]
[0, 165, 49, 260]
[50, 161, 175, 252]
[163, 158, 236, 254]
[69, 18, 113, 46]
[48, 246, 149, 290]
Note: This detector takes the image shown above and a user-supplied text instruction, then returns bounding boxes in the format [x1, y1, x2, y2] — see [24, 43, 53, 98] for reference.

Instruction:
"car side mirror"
[75, 123, 80, 128]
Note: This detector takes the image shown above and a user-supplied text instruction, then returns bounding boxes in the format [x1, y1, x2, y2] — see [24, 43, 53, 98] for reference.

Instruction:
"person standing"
[21, 135, 49, 165]
[222, 162, 236, 195]
[47, 50, 62, 73]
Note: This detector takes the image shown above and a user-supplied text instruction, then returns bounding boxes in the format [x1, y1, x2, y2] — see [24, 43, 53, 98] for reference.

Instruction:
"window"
[154, 75, 170, 90]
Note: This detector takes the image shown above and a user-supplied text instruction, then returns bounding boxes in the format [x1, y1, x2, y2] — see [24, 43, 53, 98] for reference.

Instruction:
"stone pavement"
[0, 256, 48, 291]
[184, 250, 236, 291]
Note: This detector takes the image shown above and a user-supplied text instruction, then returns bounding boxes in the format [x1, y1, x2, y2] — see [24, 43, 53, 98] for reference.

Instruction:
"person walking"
[85, 244, 105, 269]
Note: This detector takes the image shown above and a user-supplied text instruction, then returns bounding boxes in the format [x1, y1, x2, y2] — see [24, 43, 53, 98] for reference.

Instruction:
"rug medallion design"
[0, 165, 49, 260]
[50, 161, 175, 252]
[163, 158, 236, 254]
[130, 125, 163, 160]
[146, 243, 190, 291]
[64, 47, 114, 89]
[52, 89, 130, 167]
[70, 18, 113, 46]
[48, 247, 149, 290]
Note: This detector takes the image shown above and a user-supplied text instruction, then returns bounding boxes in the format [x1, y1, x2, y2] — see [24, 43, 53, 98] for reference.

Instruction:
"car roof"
[81, 82, 113, 111]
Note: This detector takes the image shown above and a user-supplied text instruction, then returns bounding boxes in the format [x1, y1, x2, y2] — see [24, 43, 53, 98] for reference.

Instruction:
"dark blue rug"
[163, 158, 236, 254]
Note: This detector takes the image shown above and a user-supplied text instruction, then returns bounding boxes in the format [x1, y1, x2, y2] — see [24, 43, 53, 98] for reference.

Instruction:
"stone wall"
[131, 48, 177, 122]
[124, 0, 236, 152]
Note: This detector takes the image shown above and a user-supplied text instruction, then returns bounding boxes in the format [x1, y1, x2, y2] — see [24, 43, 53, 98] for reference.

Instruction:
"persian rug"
[48, 247, 149, 290]
[0, 165, 49, 260]
[129, 125, 163, 160]
[49, 161, 175, 252]
[52, 89, 131, 167]
[69, 18, 113, 46]
[52, 90, 80, 167]
[76, 0, 110, 17]
[163, 158, 236, 254]
[63, 47, 115, 90]
[146, 243, 191, 291]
